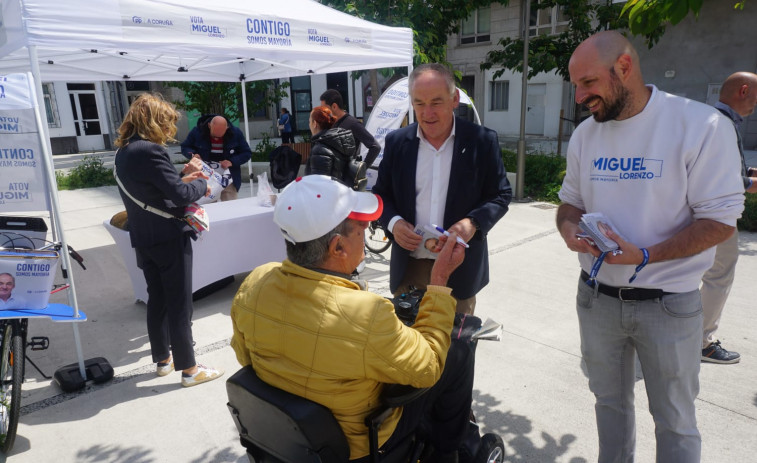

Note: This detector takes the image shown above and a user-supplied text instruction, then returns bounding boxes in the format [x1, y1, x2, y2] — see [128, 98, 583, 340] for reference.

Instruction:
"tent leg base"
[54, 357, 114, 392]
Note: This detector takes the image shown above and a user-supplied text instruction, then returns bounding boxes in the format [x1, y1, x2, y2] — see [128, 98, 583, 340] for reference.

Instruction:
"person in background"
[115, 93, 223, 388]
[699, 71, 757, 364]
[320, 89, 381, 168]
[557, 31, 744, 462]
[372, 64, 511, 315]
[306, 105, 365, 190]
[181, 114, 252, 201]
[278, 108, 294, 144]
[231, 175, 472, 462]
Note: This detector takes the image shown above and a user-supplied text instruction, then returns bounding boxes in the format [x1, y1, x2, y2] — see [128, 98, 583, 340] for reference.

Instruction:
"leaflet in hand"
[412, 224, 442, 260]
[471, 318, 502, 342]
[578, 213, 621, 253]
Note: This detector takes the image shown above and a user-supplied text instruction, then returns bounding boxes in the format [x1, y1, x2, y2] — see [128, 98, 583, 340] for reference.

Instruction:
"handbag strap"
[113, 165, 178, 221]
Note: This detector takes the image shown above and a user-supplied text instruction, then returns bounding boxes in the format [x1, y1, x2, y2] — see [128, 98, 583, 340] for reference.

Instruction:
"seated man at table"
[181, 114, 252, 201]
[230, 175, 474, 462]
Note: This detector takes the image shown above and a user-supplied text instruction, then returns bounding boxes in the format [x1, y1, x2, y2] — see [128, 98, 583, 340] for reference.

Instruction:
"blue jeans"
[576, 278, 702, 463]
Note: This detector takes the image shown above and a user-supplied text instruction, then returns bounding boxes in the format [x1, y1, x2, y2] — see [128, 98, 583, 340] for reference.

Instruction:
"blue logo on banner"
[190, 16, 226, 38]
[307, 28, 331, 46]
[0, 117, 19, 132]
[246, 18, 292, 47]
[376, 108, 403, 119]
[132, 16, 173, 26]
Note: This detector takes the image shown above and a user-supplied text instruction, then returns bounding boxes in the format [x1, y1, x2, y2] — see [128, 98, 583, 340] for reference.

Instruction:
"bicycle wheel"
[365, 222, 391, 254]
[0, 321, 23, 454]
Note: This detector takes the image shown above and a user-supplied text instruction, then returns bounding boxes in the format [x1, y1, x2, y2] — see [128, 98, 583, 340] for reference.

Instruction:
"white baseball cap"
[274, 175, 383, 243]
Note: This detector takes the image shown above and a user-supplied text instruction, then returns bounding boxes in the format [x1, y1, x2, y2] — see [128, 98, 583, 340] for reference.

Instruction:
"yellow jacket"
[230, 260, 456, 459]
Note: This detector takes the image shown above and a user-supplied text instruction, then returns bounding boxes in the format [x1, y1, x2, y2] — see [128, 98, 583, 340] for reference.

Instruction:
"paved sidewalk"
[4, 185, 757, 462]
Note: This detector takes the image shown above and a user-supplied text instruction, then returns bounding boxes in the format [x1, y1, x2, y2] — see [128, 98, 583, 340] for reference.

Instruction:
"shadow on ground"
[473, 389, 587, 463]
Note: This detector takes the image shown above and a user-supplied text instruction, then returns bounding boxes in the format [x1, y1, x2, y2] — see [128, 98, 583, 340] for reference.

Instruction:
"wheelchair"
[226, 293, 505, 463]
[226, 366, 504, 463]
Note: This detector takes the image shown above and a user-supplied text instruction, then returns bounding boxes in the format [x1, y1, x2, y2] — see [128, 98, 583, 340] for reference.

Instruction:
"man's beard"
[592, 70, 629, 122]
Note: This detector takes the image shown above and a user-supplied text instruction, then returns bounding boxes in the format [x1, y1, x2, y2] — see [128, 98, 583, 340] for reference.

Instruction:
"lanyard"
[584, 251, 608, 288]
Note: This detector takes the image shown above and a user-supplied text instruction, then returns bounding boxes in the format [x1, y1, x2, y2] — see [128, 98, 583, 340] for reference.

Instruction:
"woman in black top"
[114, 93, 223, 388]
[306, 106, 365, 190]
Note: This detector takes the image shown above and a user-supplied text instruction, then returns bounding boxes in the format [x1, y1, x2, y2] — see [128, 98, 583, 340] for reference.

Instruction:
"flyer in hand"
[412, 225, 442, 260]
[578, 212, 620, 253]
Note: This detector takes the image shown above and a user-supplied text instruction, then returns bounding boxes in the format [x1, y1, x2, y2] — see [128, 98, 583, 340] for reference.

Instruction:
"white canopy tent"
[0, 0, 412, 386]
[0, 0, 413, 140]
[0, 0, 412, 82]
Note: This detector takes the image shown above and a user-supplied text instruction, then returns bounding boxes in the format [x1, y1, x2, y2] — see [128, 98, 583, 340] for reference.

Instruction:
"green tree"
[622, 0, 747, 43]
[325, 1, 500, 105]
[325, 0, 500, 65]
[480, 0, 649, 81]
[166, 80, 289, 122]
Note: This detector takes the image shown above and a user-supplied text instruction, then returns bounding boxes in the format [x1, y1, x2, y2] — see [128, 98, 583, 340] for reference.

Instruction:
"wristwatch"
[468, 217, 480, 232]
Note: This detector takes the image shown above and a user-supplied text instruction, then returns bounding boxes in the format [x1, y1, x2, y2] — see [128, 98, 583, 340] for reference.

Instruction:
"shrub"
[55, 155, 116, 190]
[738, 194, 757, 232]
[252, 132, 277, 162]
[501, 148, 566, 202]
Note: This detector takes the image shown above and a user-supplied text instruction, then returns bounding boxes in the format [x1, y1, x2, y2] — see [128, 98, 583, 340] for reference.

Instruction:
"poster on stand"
[0, 73, 50, 213]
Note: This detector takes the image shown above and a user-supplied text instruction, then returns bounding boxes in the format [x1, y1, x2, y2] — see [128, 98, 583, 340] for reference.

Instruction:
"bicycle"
[0, 241, 84, 454]
[0, 316, 51, 454]
[365, 220, 391, 254]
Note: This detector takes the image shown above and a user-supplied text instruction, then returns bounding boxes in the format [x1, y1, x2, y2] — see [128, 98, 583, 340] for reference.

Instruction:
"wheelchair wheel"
[472, 433, 504, 463]
[365, 221, 391, 254]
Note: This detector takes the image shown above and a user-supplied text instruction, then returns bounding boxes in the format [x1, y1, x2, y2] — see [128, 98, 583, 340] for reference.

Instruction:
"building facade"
[447, 1, 757, 151]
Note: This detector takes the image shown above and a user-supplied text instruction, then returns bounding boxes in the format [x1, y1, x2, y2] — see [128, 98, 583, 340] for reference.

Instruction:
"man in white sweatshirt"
[556, 31, 744, 463]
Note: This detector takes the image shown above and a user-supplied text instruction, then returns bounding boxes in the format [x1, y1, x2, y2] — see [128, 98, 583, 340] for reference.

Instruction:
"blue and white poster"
[0, 73, 49, 212]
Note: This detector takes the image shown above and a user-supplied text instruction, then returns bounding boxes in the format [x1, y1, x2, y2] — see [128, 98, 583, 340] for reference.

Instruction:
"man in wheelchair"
[230, 175, 474, 462]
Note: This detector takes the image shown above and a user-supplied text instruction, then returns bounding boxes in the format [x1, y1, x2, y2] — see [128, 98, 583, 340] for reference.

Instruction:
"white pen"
[432, 224, 470, 248]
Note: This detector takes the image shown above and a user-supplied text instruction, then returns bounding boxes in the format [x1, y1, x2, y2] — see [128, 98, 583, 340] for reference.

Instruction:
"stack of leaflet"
[578, 212, 620, 253]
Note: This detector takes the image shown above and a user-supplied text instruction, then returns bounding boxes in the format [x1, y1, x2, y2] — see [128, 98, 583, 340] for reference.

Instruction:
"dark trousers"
[352, 337, 475, 461]
[281, 132, 294, 144]
[135, 233, 196, 371]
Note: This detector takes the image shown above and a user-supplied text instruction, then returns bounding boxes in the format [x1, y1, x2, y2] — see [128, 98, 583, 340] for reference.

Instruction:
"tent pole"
[28, 46, 87, 380]
[407, 64, 414, 124]
[240, 71, 254, 196]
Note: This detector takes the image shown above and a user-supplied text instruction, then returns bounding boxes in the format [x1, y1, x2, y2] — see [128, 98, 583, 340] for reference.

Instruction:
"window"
[490, 81, 509, 111]
[42, 83, 61, 128]
[529, 5, 569, 37]
[460, 7, 490, 45]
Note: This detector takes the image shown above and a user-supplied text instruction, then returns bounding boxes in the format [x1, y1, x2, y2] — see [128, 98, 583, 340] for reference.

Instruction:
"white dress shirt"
[389, 119, 456, 259]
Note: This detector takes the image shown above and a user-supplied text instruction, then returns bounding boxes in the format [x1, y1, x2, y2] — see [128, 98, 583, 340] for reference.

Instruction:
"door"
[68, 84, 104, 151]
[525, 83, 546, 135]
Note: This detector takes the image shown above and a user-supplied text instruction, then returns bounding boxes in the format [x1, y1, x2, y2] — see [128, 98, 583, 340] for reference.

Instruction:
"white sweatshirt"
[559, 86, 745, 292]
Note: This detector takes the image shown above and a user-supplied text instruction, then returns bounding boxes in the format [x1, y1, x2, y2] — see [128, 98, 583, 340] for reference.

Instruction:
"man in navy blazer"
[372, 64, 512, 314]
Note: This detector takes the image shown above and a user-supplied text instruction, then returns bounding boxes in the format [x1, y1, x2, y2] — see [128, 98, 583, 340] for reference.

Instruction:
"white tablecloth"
[104, 198, 286, 303]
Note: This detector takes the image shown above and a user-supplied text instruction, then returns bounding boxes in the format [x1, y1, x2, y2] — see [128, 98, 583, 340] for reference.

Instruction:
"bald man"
[699, 72, 757, 365]
[181, 114, 252, 201]
[557, 31, 744, 463]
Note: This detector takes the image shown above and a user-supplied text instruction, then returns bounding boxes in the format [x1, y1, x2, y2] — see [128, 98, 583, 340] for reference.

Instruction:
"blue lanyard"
[585, 251, 608, 288]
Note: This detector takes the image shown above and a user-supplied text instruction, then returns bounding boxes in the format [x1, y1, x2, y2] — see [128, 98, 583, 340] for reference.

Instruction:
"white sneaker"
[181, 364, 224, 387]
[156, 360, 174, 377]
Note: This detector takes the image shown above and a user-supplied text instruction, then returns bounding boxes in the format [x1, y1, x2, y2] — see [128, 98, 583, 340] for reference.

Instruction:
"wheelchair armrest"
[381, 384, 429, 408]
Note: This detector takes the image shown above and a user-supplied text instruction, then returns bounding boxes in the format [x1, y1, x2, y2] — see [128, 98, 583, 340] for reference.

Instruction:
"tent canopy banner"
[0, 0, 413, 82]
[0, 73, 49, 212]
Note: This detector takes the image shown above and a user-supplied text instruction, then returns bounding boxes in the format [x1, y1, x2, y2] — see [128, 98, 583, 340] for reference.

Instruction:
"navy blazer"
[372, 118, 512, 299]
[116, 137, 208, 249]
